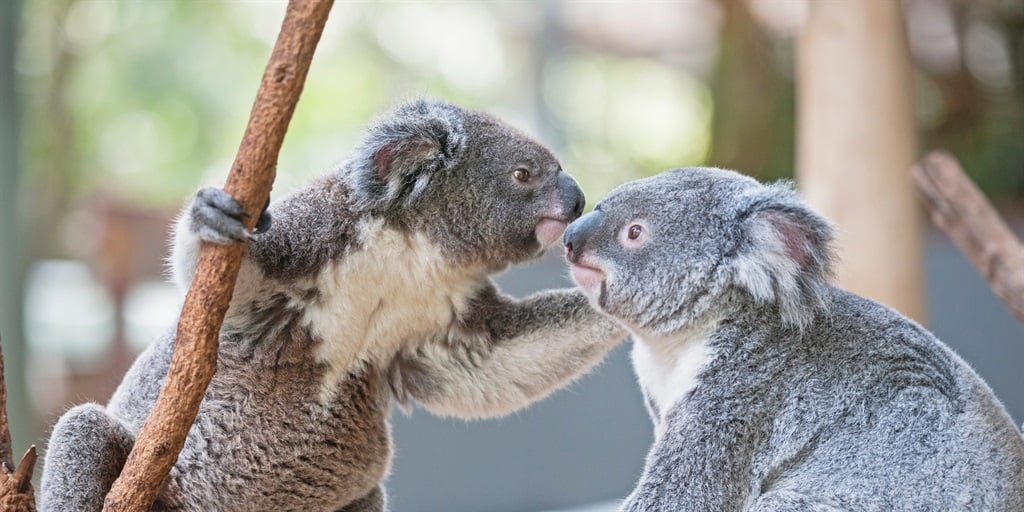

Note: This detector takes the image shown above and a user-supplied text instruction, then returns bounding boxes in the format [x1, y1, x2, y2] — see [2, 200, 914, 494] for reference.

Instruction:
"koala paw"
[189, 187, 272, 245]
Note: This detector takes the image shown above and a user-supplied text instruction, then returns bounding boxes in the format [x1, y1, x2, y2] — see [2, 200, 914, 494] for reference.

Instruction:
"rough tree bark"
[0, 337, 37, 512]
[912, 151, 1024, 325]
[101, 1, 334, 510]
[796, 0, 926, 323]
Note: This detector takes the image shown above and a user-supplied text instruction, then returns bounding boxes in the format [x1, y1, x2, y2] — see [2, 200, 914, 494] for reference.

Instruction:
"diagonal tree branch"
[102, 1, 334, 510]
[912, 150, 1024, 325]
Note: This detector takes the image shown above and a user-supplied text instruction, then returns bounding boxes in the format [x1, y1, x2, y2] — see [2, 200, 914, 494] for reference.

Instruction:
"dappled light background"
[2, 1, 1023, 511]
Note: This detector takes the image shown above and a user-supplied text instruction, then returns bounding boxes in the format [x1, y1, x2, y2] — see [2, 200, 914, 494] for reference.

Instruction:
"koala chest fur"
[301, 219, 482, 394]
[630, 324, 717, 428]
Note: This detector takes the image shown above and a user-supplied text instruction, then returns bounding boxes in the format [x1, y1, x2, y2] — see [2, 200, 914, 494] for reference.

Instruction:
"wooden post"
[101, 1, 334, 510]
[796, 0, 925, 322]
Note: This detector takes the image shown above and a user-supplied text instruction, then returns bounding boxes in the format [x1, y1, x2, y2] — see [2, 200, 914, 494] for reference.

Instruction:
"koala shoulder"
[246, 173, 365, 280]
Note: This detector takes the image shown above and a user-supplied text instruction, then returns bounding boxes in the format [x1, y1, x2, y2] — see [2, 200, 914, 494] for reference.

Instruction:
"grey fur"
[564, 167, 1024, 511]
[40, 99, 625, 511]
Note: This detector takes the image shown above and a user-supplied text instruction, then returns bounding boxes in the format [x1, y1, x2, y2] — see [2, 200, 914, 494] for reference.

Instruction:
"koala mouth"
[535, 217, 570, 248]
[568, 260, 605, 295]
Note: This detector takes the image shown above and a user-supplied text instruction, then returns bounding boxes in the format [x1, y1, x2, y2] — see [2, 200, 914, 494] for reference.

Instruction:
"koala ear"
[353, 99, 467, 209]
[731, 182, 835, 327]
[372, 137, 441, 181]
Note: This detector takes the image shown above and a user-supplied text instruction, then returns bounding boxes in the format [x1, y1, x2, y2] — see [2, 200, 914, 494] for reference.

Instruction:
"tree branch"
[101, 1, 334, 510]
[912, 150, 1024, 325]
[0, 336, 37, 512]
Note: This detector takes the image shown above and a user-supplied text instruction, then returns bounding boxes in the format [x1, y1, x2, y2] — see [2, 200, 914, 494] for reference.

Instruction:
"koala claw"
[253, 197, 272, 235]
[190, 187, 271, 245]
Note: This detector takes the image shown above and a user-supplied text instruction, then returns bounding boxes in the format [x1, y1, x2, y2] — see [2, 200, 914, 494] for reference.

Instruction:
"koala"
[40, 99, 625, 511]
[563, 167, 1024, 511]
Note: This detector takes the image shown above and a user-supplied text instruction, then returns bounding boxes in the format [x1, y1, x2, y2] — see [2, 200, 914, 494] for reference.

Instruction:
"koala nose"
[564, 210, 603, 263]
[570, 193, 584, 220]
[557, 172, 586, 221]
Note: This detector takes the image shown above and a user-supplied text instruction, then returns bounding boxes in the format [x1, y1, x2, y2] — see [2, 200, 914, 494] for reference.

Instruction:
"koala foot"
[189, 187, 272, 245]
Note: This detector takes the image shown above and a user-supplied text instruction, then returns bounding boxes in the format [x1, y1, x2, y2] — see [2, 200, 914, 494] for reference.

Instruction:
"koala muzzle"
[563, 210, 603, 263]
[557, 172, 586, 221]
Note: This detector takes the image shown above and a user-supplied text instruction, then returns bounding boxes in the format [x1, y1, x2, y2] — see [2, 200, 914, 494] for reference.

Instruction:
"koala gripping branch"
[101, 1, 334, 510]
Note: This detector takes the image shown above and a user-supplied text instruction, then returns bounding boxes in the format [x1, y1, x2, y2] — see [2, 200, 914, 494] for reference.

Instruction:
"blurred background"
[1, 1, 1022, 511]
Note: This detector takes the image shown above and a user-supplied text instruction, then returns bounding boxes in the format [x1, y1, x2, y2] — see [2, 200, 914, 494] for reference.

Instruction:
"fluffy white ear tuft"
[371, 136, 444, 206]
[732, 185, 835, 327]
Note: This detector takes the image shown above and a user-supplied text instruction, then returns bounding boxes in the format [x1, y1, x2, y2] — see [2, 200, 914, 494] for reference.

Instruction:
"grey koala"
[40, 99, 625, 511]
[563, 167, 1024, 511]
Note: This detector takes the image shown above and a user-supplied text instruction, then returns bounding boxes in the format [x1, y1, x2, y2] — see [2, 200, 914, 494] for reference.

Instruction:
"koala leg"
[335, 485, 386, 512]
[750, 490, 844, 512]
[39, 403, 134, 512]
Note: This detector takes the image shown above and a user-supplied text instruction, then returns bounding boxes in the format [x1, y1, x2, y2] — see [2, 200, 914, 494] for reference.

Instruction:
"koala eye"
[619, 220, 649, 248]
[513, 166, 532, 183]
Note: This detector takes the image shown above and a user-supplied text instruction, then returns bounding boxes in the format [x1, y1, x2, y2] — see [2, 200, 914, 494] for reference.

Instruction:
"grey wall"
[386, 225, 1024, 512]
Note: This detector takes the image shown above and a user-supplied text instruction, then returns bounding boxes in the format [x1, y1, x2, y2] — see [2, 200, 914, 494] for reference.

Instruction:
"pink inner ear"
[374, 142, 398, 180]
[373, 137, 440, 180]
[761, 211, 810, 267]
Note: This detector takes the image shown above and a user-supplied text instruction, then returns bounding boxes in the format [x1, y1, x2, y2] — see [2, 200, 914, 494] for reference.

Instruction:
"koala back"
[691, 288, 1024, 509]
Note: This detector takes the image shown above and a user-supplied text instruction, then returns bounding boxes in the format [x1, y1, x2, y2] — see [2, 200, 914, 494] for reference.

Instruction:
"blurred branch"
[913, 151, 1024, 325]
[101, 1, 334, 510]
[0, 336, 38, 512]
[709, 0, 789, 176]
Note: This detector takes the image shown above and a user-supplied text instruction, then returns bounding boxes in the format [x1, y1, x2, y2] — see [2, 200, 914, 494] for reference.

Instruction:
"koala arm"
[623, 403, 758, 512]
[391, 284, 627, 418]
[170, 176, 357, 307]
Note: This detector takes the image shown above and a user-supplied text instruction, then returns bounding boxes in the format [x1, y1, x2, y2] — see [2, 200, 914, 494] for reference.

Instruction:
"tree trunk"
[709, 0, 791, 179]
[796, 0, 925, 322]
[101, 1, 334, 510]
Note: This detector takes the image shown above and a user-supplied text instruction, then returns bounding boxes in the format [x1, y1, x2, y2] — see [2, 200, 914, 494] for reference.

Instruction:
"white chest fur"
[304, 220, 479, 393]
[631, 325, 717, 426]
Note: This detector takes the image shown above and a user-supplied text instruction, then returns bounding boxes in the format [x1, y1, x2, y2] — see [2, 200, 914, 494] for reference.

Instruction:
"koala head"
[348, 99, 584, 271]
[563, 167, 835, 337]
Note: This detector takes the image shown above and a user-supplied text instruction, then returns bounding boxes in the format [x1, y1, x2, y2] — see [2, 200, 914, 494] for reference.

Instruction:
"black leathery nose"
[571, 195, 584, 219]
[563, 210, 602, 263]
[557, 172, 586, 221]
